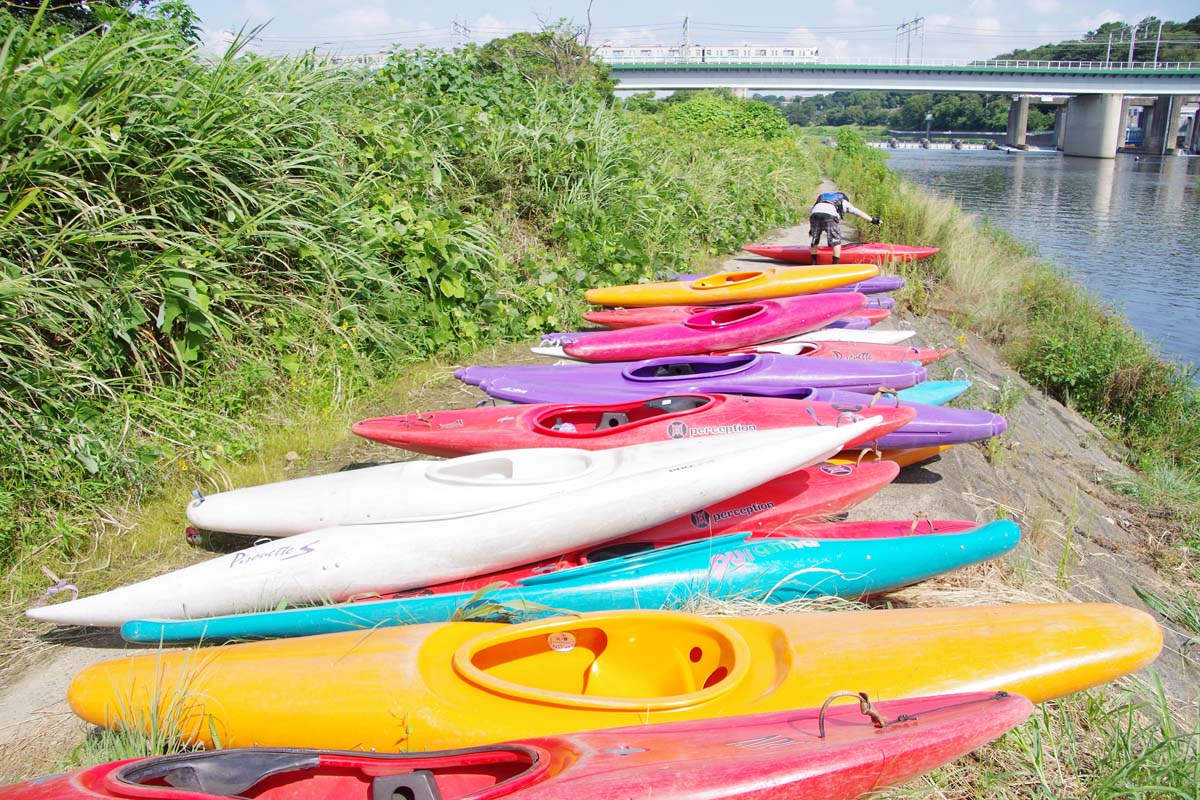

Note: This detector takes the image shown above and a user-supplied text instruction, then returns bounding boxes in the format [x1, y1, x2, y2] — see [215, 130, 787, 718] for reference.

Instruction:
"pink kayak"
[564, 293, 866, 362]
[745, 242, 940, 265]
[587, 303, 889, 331]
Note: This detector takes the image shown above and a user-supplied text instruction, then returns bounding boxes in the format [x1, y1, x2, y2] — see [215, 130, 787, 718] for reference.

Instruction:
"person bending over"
[808, 191, 880, 265]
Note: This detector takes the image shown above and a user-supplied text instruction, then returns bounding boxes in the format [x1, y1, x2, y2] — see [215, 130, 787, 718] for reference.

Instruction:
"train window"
[756, 49, 767, 56]
[640, 49, 652, 55]
[612, 49, 624, 55]
[783, 49, 794, 56]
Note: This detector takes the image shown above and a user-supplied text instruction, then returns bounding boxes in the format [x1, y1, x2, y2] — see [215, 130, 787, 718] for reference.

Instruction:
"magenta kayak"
[564, 293, 866, 362]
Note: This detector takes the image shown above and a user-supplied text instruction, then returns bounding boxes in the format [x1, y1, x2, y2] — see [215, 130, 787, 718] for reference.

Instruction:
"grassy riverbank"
[0, 15, 816, 603]
[821, 129, 1200, 540]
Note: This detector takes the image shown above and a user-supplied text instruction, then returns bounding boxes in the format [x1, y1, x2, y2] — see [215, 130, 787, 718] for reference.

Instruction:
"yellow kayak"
[584, 264, 880, 308]
[69, 604, 1160, 752]
[830, 445, 954, 468]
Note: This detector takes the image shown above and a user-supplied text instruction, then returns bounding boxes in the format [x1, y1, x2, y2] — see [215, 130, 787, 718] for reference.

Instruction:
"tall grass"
[0, 15, 817, 589]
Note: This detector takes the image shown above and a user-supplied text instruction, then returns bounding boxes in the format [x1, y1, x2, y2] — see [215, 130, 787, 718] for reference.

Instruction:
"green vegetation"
[0, 11, 815, 592]
[821, 127, 1200, 531]
[996, 17, 1200, 63]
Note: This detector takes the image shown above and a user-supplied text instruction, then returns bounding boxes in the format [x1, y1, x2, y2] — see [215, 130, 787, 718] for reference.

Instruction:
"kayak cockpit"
[684, 305, 767, 330]
[626, 355, 757, 382]
[427, 450, 599, 485]
[532, 396, 713, 437]
[690, 271, 766, 290]
[453, 613, 750, 710]
[108, 745, 547, 800]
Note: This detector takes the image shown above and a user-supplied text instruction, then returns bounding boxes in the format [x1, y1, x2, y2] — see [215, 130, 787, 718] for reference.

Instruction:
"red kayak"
[351, 394, 916, 458]
[563, 294, 866, 362]
[0, 692, 1030, 800]
[745, 242, 940, 265]
[586, 304, 890, 330]
[623, 459, 898, 545]
[387, 512, 974, 599]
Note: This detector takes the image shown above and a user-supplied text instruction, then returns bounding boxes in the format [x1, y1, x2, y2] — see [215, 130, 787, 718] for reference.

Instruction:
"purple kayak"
[670, 274, 907, 295]
[457, 353, 926, 397]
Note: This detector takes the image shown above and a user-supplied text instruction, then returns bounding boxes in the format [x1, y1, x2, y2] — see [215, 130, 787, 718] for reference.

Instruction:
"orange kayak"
[69, 604, 1160, 751]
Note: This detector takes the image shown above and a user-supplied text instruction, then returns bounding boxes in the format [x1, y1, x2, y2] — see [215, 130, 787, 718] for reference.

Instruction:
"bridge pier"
[1061, 94, 1123, 158]
[1139, 95, 1185, 155]
[1190, 102, 1200, 153]
[1053, 106, 1066, 150]
[1006, 96, 1029, 149]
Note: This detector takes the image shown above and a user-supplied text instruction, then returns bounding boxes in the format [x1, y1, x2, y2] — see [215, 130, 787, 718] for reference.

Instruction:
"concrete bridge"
[607, 58, 1200, 158]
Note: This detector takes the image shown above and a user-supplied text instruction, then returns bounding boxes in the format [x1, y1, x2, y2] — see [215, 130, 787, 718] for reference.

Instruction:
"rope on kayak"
[910, 511, 933, 534]
[834, 411, 866, 427]
[35, 566, 78, 607]
[856, 447, 882, 465]
[817, 691, 887, 737]
[191, 488, 205, 505]
[803, 406, 828, 426]
[952, 366, 970, 382]
[868, 388, 900, 408]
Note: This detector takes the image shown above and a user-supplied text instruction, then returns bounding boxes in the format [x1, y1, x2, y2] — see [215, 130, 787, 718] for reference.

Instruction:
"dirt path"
[1, 204, 1194, 783]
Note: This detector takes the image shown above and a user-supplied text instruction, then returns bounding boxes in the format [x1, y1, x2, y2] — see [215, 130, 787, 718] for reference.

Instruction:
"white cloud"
[1079, 9, 1126, 31]
[1025, 0, 1063, 14]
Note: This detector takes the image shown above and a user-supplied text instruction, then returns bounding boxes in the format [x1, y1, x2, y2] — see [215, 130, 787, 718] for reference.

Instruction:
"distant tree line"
[751, 91, 1055, 132]
[994, 16, 1200, 63]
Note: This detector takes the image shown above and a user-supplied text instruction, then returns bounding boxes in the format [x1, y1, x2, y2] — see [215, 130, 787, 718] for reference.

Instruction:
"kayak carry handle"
[953, 366, 970, 382]
[834, 411, 865, 427]
[818, 691, 888, 738]
[910, 511, 934, 534]
[372, 770, 444, 800]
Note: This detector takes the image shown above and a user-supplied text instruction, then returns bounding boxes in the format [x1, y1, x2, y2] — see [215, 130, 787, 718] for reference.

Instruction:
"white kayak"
[190, 439, 820, 537]
[26, 420, 880, 627]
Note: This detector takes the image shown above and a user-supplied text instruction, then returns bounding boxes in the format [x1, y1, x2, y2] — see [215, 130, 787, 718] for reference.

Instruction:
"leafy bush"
[0, 16, 818, 571]
[664, 93, 790, 140]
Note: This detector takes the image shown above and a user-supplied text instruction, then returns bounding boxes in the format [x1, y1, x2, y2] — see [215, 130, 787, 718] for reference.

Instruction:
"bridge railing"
[604, 56, 1200, 70]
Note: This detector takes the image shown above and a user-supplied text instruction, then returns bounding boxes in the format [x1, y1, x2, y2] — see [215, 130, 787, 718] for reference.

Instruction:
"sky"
[186, 1, 1198, 62]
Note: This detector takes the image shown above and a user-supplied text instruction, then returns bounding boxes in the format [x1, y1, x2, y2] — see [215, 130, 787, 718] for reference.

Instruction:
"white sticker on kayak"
[548, 632, 576, 652]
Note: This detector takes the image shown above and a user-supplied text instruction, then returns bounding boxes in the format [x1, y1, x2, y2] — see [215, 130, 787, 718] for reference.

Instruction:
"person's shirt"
[810, 195, 863, 220]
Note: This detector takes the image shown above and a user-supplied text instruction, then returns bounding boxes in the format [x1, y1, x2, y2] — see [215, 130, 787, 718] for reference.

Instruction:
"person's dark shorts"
[809, 213, 841, 247]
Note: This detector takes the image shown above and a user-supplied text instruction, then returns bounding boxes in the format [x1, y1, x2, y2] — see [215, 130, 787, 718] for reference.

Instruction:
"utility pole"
[451, 19, 470, 48]
[1128, 23, 1137, 64]
[681, 16, 690, 62]
[1105, 32, 1112, 63]
[1153, 19, 1164, 64]
[896, 16, 925, 65]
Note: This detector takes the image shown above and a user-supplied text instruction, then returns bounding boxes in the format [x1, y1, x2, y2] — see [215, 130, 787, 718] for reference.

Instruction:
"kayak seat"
[653, 364, 696, 377]
[372, 771, 443, 800]
[643, 396, 708, 413]
[597, 412, 629, 429]
[116, 750, 320, 796]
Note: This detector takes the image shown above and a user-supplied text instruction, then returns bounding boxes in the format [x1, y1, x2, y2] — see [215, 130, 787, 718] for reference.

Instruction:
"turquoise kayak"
[121, 521, 1019, 643]
[882, 379, 971, 407]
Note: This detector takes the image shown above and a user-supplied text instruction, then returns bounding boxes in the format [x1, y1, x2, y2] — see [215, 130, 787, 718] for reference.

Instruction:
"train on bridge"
[594, 44, 819, 65]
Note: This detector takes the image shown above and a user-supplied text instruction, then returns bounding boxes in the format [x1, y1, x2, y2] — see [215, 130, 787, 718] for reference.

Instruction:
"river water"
[882, 149, 1200, 374]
